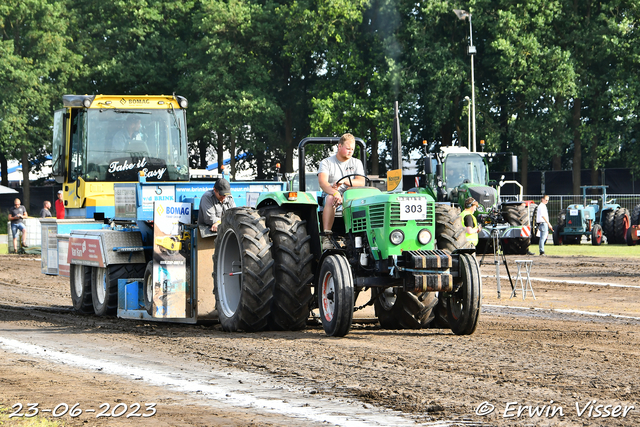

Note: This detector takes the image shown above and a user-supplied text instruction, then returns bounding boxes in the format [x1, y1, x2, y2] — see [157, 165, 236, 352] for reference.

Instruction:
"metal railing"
[501, 194, 640, 223]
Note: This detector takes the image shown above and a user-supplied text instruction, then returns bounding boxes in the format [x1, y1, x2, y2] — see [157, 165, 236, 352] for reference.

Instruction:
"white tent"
[0, 185, 18, 194]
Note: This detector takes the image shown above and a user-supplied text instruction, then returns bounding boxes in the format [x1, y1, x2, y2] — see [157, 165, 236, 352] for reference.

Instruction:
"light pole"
[454, 9, 476, 152]
[464, 96, 471, 150]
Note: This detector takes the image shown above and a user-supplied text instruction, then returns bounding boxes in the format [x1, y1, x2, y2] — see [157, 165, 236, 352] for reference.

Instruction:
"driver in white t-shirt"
[317, 133, 365, 249]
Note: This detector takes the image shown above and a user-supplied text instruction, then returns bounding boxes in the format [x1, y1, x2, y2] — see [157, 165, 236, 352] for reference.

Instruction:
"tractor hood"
[342, 187, 436, 259]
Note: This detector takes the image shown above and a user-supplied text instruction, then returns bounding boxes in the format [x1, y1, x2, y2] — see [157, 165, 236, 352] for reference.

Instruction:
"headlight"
[389, 230, 404, 245]
[418, 229, 432, 245]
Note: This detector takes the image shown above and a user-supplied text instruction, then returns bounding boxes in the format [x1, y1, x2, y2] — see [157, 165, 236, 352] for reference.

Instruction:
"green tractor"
[213, 137, 481, 337]
[423, 146, 532, 255]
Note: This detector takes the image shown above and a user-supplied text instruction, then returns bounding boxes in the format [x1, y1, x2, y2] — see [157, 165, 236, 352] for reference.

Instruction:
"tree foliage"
[2, 0, 640, 193]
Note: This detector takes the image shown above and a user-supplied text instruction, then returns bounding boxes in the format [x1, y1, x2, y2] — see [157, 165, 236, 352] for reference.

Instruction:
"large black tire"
[557, 209, 566, 227]
[529, 203, 539, 244]
[143, 261, 153, 315]
[553, 224, 564, 245]
[591, 224, 603, 246]
[435, 204, 470, 251]
[214, 207, 275, 332]
[614, 207, 630, 244]
[631, 204, 640, 226]
[259, 207, 313, 331]
[373, 288, 437, 329]
[318, 254, 354, 337]
[627, 227, 637, 246]
[603, 210, 616, 243]
[70, 264, 93, 313]
[501, 203, 531, 255]
[92, 264, 145, 316]
[446, 253, 481, 335]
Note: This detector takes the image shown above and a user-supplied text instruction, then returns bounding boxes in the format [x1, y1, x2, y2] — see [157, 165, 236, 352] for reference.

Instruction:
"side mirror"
[424, 154, 433, 175]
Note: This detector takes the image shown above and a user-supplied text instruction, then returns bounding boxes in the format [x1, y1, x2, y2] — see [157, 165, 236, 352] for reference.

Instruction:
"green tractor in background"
[212, 137, 481, 337]
[422, 146, 532, 255]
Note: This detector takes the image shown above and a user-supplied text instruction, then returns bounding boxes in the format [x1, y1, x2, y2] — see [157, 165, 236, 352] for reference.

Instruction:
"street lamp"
[453, 9, 476, 152]
[464, 96, 471, 150]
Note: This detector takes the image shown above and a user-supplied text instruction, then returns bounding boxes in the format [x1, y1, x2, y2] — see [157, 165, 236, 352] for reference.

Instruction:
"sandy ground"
[1, 253, 639, 426]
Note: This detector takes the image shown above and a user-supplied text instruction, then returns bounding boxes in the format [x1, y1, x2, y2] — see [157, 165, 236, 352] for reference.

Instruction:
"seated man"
[317, 133, 365, 250]
[112, 115, 142, 152]
[197, 178, 236, 238]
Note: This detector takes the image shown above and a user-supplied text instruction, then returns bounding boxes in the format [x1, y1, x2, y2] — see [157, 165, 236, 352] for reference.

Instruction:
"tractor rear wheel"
[214, 208, 275, 332]
[603, 210, 616, 243]
[591, 224, 603, 246]
[70, 264, 93, 314]
[435, 204, 469, 251]
[614, 207, 630, 244]
[373, 289, 437, 329]
[446, 253, 481, 335]
[631, 204, 640, 227]
[627, 228, 637, 246]
[501, 204, 530, 255]
[318, 254, 354, 337]
[259, 207, 313, 331]
[553, 225, 564, 245]
[529, 203, 539, 245]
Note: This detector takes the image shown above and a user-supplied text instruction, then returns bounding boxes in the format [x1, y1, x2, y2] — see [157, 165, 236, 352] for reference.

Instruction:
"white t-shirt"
[317, 155, 365, 195]
[536, 202, 549, 224]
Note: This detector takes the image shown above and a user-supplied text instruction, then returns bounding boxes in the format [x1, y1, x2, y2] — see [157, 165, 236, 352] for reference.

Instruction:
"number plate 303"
[399, 198, 426, 221]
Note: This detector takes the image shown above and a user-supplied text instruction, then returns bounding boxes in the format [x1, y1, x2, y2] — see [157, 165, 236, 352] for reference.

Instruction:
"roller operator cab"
[51, 94, 190, 219]
[212, 137, 482, 338]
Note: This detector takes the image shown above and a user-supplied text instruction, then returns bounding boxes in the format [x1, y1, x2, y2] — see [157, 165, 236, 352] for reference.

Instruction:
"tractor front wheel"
[214, 208, 275, 332]
[501, 204, 530, 255]
[318, 255, 354, 337]
[592, 224, 603, 246]
[553, 225, 564, 245]
[446, 253, 481, 335]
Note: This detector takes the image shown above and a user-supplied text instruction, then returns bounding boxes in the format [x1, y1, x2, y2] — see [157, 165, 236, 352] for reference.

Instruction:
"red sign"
[68, 236, 105, 267]
[520, 226, 531, 238]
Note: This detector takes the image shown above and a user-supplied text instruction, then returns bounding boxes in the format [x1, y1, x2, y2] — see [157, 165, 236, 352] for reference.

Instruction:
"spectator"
[40, 201, 52, 218]
[197, 178, 236, 236]
[56, 190, 65, 219]
[536, 194, 553, 256]
[8, 198, 28, 253]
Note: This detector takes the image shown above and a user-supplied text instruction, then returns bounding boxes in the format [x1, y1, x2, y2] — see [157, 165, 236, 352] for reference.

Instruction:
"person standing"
[55, 190, 65, 219]
[197, 178, 236, 235]
[9, 198, 28, 253]
[536, 194, 553, 256]
[460, 197, 481, 246]
[317, 133, 365, 250]
[40, 201, 52, 218]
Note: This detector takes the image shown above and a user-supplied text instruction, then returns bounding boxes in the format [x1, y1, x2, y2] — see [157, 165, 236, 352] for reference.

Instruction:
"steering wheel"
[335, 173, 371, 189]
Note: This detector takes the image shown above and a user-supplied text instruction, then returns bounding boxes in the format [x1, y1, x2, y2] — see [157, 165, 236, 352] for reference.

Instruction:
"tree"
[0, 0, 80, 205]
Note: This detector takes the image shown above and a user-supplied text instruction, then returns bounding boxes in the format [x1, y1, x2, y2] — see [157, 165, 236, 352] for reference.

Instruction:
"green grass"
[0, 406, 66, 426]
[538, 243, 640, 258]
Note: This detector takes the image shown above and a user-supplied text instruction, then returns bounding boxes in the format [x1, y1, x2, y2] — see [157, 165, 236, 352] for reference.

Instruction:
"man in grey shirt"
[40, 200, 52, 218]
[197, 178, 236, 236]
[9, 198, 28, 252]
[317, 133, 365, 249]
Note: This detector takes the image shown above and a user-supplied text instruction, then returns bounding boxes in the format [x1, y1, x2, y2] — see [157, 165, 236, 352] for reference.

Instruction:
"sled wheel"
[70, 264, 93, 314]
[143, 261, 154, 315]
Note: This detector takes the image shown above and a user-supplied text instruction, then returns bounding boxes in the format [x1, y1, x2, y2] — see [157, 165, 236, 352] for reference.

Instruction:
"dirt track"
[1, 254, 639, 426]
